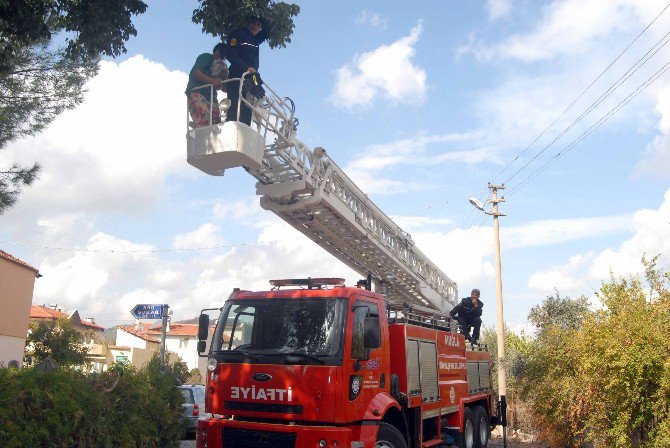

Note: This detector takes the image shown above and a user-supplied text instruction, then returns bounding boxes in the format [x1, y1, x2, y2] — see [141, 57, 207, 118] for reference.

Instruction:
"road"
[179, 435, 546, 447]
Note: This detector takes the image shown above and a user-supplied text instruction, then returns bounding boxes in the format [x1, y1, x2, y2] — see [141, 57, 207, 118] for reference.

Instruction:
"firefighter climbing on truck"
[450, 289, 484, 344]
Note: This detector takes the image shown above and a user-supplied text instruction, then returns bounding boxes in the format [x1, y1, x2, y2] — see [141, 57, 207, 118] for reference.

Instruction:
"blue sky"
[2, 0, 669, 330]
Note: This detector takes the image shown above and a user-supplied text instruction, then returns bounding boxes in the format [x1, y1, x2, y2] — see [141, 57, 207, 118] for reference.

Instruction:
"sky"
[1, 0, 669, 331]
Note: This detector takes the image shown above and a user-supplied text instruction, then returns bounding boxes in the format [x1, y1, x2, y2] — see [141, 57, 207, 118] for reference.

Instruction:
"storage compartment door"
[419, 341, 439, 402]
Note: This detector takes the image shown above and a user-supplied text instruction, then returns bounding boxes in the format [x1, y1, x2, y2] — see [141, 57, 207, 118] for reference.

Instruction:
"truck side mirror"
[197, 340, 207, 354]
[198, 314, 210, 343]
[363, 316, 380, 349]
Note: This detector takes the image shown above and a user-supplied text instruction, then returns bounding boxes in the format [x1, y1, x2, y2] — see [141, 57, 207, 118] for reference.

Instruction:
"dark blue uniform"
[225, 26, 268, 124]
[450, 297, 483, 343]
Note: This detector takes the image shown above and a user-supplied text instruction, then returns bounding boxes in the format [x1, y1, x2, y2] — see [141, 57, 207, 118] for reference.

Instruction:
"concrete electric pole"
[469, 182, 507, 447]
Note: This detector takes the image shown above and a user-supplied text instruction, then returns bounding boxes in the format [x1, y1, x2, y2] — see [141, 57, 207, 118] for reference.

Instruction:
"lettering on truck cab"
[230, 386, 293, 402]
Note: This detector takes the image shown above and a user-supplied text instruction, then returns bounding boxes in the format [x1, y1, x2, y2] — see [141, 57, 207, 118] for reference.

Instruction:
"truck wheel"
[458, 407, 476, 448]
[375, 422, 408, 448]
[475, 406, 490, 448]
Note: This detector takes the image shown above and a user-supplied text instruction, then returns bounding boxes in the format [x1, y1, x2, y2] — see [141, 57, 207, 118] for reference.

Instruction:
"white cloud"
[486, 0, 513, 22]
[635, 85, 670, 176]
[463, 0, 662, 63]
[355, 10, 389, 30]
[212, 197, 263, 221]
[331, 23, 426, 109]
[391, 216, 454, 233]
[173, 223, 225, 250]
[1, 55, 188, 224]
[344, 132, 499, 194]
[528, 253, 597, 296]
[526, 187, 670, 296]
[29, 213, 360, 327]
[503, 215, 633, 249]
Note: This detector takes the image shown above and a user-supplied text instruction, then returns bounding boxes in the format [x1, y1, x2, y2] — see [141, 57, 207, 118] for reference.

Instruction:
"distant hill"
[174, 317, 200, 324]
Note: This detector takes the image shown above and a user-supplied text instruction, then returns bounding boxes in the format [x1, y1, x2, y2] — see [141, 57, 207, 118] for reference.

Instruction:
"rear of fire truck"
[194, 279, 497, 448]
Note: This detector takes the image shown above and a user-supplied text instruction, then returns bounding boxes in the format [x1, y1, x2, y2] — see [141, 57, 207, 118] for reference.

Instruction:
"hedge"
[0, 357, 186, 448]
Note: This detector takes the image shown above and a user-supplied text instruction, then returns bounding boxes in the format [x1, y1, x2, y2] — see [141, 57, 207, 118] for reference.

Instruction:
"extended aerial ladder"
[186, 74, 458, 313]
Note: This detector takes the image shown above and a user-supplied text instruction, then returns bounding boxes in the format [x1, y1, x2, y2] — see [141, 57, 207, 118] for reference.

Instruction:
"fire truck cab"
[196, 278, 497, 448]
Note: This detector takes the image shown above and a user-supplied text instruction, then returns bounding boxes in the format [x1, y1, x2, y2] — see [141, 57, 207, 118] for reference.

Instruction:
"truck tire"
[375, 422, 408, 448]
[458, 407, 476, 448]
[475, 406, 490, 448]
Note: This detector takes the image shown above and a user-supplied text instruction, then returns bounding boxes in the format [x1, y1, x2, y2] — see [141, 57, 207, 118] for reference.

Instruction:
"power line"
[399, 189, 486, 216]
[0, 238, 295, 254]
[507, 58, 670, 196]
[502, 28, 670, 186]
[491, 1, 670, 184]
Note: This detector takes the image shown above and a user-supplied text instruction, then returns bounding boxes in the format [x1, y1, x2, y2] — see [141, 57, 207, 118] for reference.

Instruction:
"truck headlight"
[207, 357, 217, 372]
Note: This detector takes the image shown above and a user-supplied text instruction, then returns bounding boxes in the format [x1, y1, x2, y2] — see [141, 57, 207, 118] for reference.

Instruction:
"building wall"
[163, 335, 199, 371]
[116, 329, 148, 349]
[0, 259, 37, 365]
[0, 335, 27, 366]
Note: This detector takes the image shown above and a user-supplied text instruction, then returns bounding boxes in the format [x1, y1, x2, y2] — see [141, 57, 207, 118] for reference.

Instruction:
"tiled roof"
[30, 305, 68, 320]
[80, 319, 105, 331]
[145, 323, 214, 337]
[0, 249, 40, 276]
[29, 305, 105, 330]
[118, 325, 160, 343]
[108, 345, 131, 351]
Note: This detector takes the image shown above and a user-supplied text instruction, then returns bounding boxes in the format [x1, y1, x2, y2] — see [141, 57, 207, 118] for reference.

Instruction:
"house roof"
[118, 325, 160, 343]
[29, 305, 105, 330]
[30, 305, 68, 320]
[145, 323, 214, 337]
[108, 345, 131, 351]
[69, 310, 105, 330]
[0, 249, 41, 276]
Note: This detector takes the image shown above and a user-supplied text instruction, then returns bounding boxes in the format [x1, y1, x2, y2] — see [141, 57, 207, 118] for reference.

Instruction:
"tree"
[192, 0, 300, 49]
[518, 261, 670, 448]
[527, 289, 590, 335]
[26, 318, 89, 367]
[0, 0, 148, 213]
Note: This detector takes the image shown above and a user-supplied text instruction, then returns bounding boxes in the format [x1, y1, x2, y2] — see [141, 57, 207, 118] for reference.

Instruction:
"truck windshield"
[211, 298, 347, 365]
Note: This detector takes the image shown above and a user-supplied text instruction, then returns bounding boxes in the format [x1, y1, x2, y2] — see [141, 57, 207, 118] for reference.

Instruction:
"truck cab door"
[345, 299, 386, 420]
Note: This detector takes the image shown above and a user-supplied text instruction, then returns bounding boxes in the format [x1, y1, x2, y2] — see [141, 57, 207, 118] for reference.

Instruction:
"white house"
[111, 325, 161, 367]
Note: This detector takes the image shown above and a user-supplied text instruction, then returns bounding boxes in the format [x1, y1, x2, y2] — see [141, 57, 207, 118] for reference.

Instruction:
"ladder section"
[186, 75, 458, 312]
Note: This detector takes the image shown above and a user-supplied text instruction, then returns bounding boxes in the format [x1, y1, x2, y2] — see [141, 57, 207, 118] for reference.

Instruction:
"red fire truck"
[195, 278, 498, 448]
[187, 74, 503, 448]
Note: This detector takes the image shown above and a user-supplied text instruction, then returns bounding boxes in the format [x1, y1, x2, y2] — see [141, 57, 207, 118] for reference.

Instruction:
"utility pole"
[469, 183, 507, 447]
[159, 304, 169, 369]
[490, 183, 507, 446]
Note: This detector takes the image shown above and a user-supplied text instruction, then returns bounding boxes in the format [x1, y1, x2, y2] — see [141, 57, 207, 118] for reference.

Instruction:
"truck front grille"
[222, 427, 296, 448]
[224, 401, 303, 414]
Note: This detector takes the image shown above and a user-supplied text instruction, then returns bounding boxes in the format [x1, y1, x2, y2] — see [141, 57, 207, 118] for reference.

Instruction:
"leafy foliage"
[0, 0, 147, 213]
[517, 260, 670, 447]
[0, 356, 186, 448]
[0, 163, 40, 214]
[192, 0, 300, 48]
[26, 318, 89, 367]
[481, 325, 533, 432]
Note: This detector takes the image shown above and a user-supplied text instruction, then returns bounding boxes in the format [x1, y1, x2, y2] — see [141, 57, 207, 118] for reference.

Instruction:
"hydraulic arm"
[186, 75, 458, 312]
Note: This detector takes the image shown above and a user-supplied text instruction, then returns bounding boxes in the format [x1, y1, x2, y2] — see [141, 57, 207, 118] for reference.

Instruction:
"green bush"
[517, 260, 670, 448]
[0, 356, 186, 448]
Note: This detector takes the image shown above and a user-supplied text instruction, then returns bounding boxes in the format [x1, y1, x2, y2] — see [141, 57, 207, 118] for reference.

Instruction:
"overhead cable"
[491, 1, 670, 184]
[507, 58, 670, 196]
[503, 29, 670, 186]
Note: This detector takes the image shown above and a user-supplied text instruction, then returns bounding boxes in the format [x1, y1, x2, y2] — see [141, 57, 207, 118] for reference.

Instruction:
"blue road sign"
[130, 304, 164, 319]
